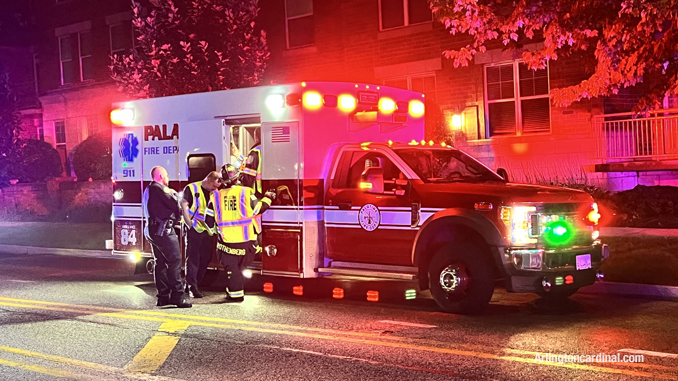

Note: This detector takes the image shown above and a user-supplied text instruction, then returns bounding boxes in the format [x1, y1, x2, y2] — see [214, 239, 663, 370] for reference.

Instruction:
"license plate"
[576, 254, 592, 270]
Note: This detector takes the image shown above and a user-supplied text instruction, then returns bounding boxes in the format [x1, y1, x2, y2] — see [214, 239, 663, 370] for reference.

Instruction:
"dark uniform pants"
[185, 228, 213, 287]
[217, 241, 256, 298]
[148, 229, 184, 302]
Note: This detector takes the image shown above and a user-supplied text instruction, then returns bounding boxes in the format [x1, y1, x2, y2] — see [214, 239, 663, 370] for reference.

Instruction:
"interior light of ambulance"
[378, 98, 396, 114]
[324, 95, 338, 107]
[338, 95, 357, 112]
[303, 92, 322, 109]
[409, 100, 425, 117]
[285, 93, 301, 106]
[110, 108, 134, 126]
[266, 94, 285, 109]
[451, 114, 463, 129]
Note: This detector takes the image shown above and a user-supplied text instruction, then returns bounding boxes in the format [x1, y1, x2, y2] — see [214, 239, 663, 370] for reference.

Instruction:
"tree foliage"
[0, 62, 21, 159]
[110, 0, 269, 99]
[72, 133, 112, 181]
[8, 139, 63, 183]
[431, 0, 678, 109]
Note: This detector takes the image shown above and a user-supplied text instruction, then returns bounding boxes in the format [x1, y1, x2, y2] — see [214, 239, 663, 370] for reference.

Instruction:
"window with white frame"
[59, 36, 75, 85]
[485, 62, 550, 136]
[384, 74, 436, 102]
[285, 0, 314, 49]
[37, 127, 44, 141]
[379, 0, 432, 30]
[86, 116, 99, 136]
[55, 121, 66, 145]
[79, 31, 93, 81]
[110, 22, 133, 56]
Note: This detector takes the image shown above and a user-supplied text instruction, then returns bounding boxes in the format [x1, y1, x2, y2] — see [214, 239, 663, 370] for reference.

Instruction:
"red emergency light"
[263, 282, 274, 293]
[565, 275, 574, 285]
[367, 290, 379, 302]
[293, 285, 304, 296]
[332, 288, 344, 299]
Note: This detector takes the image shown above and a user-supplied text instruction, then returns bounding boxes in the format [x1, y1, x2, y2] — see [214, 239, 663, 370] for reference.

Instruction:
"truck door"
[325, 148, 417, 266]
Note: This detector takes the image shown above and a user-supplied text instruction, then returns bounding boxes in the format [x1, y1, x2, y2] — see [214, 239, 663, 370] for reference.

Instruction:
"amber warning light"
[110, 108, 135, 126]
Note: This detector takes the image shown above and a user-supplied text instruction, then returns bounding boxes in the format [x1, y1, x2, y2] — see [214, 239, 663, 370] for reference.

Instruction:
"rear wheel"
[428, 243, 495, 314]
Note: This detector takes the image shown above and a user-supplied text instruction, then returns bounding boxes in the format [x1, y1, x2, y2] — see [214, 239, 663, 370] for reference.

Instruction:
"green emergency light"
[543, 219, 574, 246]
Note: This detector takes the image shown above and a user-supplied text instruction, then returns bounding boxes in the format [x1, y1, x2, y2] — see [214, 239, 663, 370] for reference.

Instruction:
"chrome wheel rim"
[439, 264, 469, 294]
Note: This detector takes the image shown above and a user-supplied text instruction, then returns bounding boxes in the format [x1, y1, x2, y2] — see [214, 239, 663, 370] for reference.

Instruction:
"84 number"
[120, 228, 137, 246]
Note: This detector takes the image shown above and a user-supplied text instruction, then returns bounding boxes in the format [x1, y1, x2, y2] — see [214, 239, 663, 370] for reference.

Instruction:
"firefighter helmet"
[220, 164, 240, 186]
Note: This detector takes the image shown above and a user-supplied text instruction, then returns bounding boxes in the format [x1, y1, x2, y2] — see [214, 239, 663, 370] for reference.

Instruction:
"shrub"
[71, 133, 111, 181]
[10, 139, 62, 182]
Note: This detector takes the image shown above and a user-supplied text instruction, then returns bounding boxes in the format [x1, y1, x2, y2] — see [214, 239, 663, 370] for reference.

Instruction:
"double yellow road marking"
[0, 296, 676, 380]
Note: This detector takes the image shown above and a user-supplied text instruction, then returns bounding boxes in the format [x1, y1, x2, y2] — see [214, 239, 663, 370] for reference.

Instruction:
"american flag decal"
[271, 126, 291, 143]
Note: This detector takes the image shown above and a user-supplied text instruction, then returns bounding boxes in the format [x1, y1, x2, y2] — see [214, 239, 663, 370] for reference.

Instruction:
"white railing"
[593, 109, 678, 160]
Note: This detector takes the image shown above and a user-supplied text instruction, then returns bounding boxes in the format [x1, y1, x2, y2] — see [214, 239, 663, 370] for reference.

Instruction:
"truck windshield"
[396, 149, 504, 183]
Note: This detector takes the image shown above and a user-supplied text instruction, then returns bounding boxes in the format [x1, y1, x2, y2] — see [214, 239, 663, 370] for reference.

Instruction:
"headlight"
[500, 206, 537, 245]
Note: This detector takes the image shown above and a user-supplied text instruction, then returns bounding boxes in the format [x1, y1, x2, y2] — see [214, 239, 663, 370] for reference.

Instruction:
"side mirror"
[497, 167, 509, 182]
[360, 167, 384, 194]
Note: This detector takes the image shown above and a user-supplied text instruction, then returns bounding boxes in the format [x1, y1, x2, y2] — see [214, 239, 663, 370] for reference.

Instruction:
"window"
[55, 121, 66, 144]
[485, 62, 550, 136]
[110, 23, 132, 56]
[379, 0, 432, 30]
[285, 0, 314, 48]
[79, 31, 93, 81]
[37, 127, 44, 141]
[86, 116, 98, 136]
[334, 151, 403, 189]
[59, 36, 75, 85]
[384, 74, 436, 102]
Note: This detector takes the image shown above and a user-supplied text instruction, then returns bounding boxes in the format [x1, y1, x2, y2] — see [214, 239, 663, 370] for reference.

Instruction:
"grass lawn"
[601, 236, 678, 286]
[0, 222, 111, 250]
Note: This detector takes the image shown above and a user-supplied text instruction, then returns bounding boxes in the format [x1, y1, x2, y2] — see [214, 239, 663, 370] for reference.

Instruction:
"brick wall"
[0, 179, 112, 221]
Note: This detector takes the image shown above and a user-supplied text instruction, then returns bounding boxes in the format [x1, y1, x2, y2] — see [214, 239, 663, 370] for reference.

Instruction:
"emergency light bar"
[110, 108, 135, 126]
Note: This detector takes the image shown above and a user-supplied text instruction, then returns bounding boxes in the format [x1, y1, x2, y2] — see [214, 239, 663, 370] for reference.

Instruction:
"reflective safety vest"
[187, 182, 213, 235]
[210, 185, 270, 243]
[241, 146, 262, 195]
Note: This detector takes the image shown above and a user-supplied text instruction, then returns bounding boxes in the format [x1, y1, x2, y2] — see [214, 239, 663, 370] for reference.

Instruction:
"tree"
[72, 133, 112, 181]
[430, 0, 678, 110]
[0, 61, 21, 160]
[110, 0, 269, 99]
[9, 139, 62, 183]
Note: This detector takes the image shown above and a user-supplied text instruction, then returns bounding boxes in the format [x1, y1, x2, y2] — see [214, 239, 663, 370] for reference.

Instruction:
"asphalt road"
[0, 252, 677, 381]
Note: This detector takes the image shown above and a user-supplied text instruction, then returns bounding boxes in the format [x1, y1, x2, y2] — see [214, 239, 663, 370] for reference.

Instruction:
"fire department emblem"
[359, 204, 380, 232]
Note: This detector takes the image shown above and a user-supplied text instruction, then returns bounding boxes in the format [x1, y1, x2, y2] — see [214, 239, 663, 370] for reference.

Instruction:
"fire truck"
[109, 81, 608, 314]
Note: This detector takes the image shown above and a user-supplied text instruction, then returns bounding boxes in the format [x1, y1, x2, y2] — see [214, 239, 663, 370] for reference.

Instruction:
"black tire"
[134, 258, 154, 275]
[537, 287, 579, 300]
[198, 269, 220, 287]
[428, 243, 495, 314]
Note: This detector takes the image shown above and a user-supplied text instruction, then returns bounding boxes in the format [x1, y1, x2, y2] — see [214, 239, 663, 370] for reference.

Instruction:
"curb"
[0, 244, 112, 259]
[579, 281, 678, 301]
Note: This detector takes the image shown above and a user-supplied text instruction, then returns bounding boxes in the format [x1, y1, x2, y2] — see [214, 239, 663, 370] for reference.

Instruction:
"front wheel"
[428, 243, 495, 314]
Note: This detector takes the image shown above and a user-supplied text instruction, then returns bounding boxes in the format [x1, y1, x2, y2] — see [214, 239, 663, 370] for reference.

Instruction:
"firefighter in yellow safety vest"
[204, 164, 275, 302]
[180, 171, 222, 298]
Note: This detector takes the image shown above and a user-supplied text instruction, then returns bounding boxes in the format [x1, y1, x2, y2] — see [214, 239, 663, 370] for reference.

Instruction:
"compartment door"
[260, 122, 302, 276]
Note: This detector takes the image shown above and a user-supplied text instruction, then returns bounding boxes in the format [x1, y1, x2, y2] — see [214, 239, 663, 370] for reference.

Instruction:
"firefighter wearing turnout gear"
[235, 128, 262, 197]
[204, 164, 275, 302]
[180, 171, 222, 298]
[143, 166, 191, 308]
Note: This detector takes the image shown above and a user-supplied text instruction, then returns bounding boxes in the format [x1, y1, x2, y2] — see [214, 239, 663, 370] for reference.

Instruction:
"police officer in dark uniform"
[143, 165, 192, 308]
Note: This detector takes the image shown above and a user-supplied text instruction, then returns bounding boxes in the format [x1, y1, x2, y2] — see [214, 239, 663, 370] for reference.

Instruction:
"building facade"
[258, 0, 678, 191]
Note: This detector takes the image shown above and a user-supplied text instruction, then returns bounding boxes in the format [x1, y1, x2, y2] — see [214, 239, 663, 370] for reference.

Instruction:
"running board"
[316, 267, 417, 280]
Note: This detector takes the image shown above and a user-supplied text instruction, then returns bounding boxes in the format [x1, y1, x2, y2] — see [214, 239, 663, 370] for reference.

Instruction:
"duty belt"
[217, 242, 246, 256]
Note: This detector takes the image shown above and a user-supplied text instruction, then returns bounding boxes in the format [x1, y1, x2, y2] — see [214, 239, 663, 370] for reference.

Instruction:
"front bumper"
[504, 244, 608, 293]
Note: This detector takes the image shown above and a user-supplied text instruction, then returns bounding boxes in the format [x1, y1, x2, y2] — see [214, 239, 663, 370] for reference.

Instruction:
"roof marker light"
[388, 140, 393, 146]
[303, 92, 322, 109]
[409, 100, 425, 117]
[338, 95, 356, 112]
[266, 94, 285, 110]
[441, 142, 447, 147]
[110, 108, 135, 126]
[379, 98, 396, 114]
[420, 140, 426, 145]
[428, 140, 434, 146]
[408, 139, 418, 146]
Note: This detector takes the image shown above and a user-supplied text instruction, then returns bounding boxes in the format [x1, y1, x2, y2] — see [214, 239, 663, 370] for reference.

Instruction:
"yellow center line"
[124, 321, 192, 374]
[1, 298, 677, 380]
[0, 355, 75, 378]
